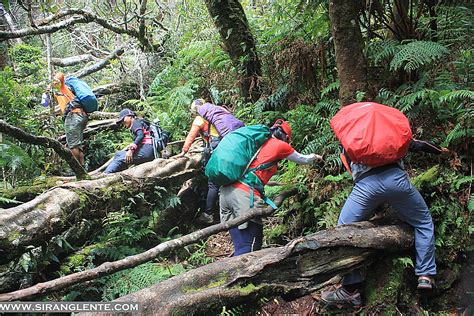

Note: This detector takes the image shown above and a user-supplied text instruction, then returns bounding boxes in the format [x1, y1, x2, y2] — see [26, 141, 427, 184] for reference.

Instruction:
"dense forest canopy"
[0, 0, 472, 314]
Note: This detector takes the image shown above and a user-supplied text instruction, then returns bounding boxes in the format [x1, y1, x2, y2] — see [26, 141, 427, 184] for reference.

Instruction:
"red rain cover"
[330, 102, 412, 167]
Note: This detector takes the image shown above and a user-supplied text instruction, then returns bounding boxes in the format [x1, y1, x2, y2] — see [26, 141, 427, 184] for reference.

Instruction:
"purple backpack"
[197, 103, 244, 137]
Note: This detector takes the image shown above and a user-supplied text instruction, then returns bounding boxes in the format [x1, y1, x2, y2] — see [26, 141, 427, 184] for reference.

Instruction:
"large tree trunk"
[328, 0, 369, 105]
[81, 222, 414, 316]
[205, 0, 262, 102]
[0, 154, 201, 266]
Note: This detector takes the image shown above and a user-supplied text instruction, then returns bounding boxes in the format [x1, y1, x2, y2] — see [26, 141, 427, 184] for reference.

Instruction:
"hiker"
[322, 102, 448, 308]
[47, 72, 89, 166]
[179, 99, 244, 224]
[218, 120, 322, 256]
[104, 109, 155, 174]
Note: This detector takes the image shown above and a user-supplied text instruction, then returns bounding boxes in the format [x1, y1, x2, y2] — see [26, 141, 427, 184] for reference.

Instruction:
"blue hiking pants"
[229, 221, 263, 256]
[104, 144, 154, 174]
[340, 166, 436, 285]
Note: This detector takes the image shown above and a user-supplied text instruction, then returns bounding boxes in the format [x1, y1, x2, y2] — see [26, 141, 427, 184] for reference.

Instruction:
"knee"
[114, 151, 125, 159]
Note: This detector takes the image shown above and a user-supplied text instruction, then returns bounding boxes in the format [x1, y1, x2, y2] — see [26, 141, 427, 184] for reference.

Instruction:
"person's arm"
[132, 129, 145, 146]
[287, 151, 322, 164]
[409, 139, 448, 155]
[182, 124, 201, 153]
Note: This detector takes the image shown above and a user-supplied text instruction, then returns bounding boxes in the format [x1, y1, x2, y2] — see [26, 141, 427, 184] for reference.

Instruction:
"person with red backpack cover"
[322, 102, 448, 308]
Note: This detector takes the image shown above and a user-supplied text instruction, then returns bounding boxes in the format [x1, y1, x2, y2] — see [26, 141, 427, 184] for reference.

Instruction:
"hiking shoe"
[321, 287, 362, 307]
[197, 213, 214, 224]
[417, 276, 434, 290]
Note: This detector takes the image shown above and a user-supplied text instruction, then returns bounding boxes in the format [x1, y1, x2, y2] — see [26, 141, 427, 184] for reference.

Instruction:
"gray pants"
[64, 112, 88, 149]
[219, 185, 264, 229]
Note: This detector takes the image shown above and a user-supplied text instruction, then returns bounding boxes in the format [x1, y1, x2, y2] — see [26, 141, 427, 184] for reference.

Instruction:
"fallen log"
[85, 223, 414, 316]
[0, 119, 87, 179]
[0, 188, 298, 301]
[57, 119, 117, 143]
[51, 54, 95, 67]
[87, 111, 119, 120]
[0, 177, 202, 294]
[0, 154, 201, 266]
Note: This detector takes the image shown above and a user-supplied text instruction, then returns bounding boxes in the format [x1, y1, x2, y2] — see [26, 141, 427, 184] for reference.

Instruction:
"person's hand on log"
[125, 144, 137, 163]
[176, 150, 187, 157]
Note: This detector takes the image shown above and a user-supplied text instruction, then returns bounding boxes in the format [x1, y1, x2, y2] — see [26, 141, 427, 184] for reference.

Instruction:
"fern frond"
[395, 89, 439, 113]
[321, 81, 340, 98]
[439, 90, 474, 103]
[367, 39, 400, 64]
[390, 41, 449, 72]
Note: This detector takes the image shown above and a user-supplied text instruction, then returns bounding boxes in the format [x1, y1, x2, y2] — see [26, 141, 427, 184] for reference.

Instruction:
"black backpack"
[148, 119, 170, 158]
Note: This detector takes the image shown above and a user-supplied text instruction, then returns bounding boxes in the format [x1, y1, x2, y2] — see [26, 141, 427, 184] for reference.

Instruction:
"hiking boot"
[197, 213, 214, 224]
[417, 276, 434, 290]
[321, 286, 362, 308]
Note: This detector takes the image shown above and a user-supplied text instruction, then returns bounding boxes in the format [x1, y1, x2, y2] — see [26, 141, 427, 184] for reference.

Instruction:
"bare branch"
[0, 9, 155, 50]
[72, 46, 125, 78]
[0, 120, 88, 180]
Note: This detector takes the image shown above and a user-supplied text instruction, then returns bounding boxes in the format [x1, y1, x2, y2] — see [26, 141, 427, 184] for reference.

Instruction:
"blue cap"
[117, 108, 135, 123]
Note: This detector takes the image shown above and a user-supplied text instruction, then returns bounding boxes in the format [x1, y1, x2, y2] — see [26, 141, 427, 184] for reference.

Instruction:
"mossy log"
[0, 154, 201, 266]
[0, 189, 298, 301]
[82, 222, 414, 316]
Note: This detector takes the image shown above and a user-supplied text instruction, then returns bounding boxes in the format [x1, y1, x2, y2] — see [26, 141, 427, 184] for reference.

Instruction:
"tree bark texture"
[80, 223, 414, 316]
[205, 0, 262, 102]
[0, 188, 298, 301]
[328, 0, 369, 105]
[0, 3, 10, 69]
[0, 120, 88, 179]
[0, 154, 201, 267]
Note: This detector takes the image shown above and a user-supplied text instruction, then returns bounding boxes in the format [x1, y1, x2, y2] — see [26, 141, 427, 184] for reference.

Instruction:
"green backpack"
[205, 125, 271, 186]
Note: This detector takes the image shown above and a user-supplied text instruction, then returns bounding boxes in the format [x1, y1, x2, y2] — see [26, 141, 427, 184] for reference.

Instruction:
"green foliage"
[100, 211, 156, 247]
[84, 129, 129, 170]
[0, 141, 35, 187]
[415, 167, 473, 263]
[8, 44, 45, 78]
[146, 39, 233, 137]
[368, 40, 450, 73]
[101, 263, 186, 301]
[184, 241, 214, 267]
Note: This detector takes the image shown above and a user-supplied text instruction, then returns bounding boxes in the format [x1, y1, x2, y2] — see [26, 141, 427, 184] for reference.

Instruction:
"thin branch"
[0, 120, 88, 180]
[0, 188, 298, 301]
[72, 46, 125, 78]
[0, 9, 154, 49]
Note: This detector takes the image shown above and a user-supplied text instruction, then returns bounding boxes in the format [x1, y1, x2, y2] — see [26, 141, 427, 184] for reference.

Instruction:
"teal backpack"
[205, 125, 278, 209]
[65, 76, 98, 113]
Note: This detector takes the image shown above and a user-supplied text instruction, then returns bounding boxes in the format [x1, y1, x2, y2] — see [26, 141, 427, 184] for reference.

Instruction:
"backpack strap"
[240, 160, 279, 210]
[340, 148, 353, 176]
